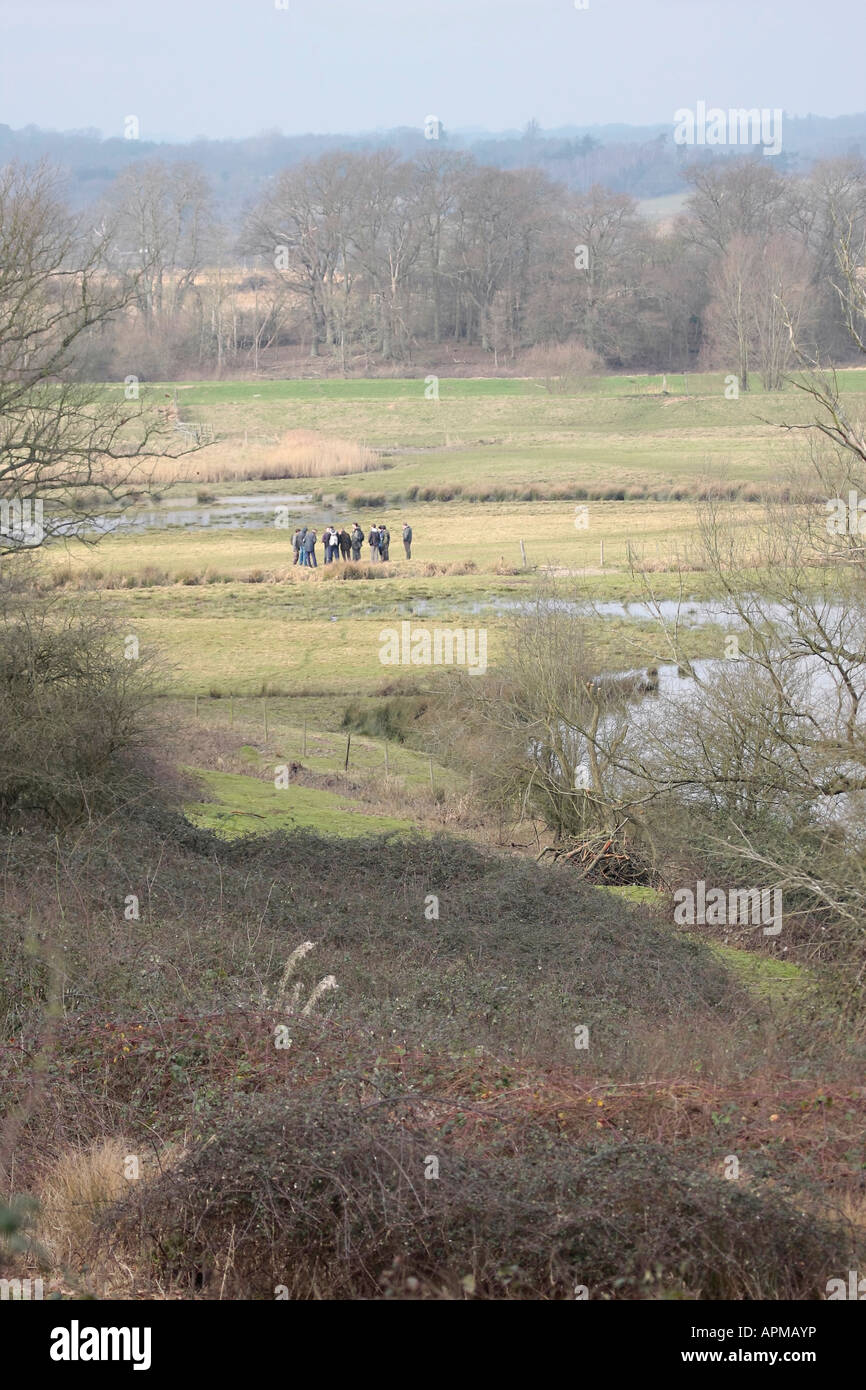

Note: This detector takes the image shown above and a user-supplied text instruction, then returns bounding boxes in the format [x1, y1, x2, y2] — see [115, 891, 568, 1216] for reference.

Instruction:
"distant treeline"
[7, 134, 866, 379]
[4, 113, 866, 210]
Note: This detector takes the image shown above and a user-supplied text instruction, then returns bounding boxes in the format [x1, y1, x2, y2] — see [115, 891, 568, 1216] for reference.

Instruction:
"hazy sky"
[1, 0, 864, 142]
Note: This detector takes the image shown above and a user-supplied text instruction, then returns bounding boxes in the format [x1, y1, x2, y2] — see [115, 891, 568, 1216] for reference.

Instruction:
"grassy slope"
[5, 813, 860, 1300]
[601, 886, 811, 1003]
[187, 768, 412, 838]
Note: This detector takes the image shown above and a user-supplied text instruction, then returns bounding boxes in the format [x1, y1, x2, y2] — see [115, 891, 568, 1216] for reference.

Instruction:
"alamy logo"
[379, 621, 487, 675]
[826, 1270, 866, 1299]
[0, 497, 44, 546]
[825, 491, 866, 535]
[673, 880, 782, 936]
[49, 1321, 152, 1371]
[0, 1277, 43, 1299]
[673, 102, 783, 157]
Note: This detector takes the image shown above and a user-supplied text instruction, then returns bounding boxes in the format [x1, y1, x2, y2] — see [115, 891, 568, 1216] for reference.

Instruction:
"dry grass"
[147, 429, 381, 486]
[36, 1139, 131, 1268]
[825, 1187, 866, 1238]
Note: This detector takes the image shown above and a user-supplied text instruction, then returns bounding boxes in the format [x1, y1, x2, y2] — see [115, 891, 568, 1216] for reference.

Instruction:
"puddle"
[75, 492, 331, 535]
[407, 594, 800, 626]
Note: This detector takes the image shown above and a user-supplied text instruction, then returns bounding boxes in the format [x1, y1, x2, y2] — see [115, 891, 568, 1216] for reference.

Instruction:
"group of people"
[292, 521, 412, 567]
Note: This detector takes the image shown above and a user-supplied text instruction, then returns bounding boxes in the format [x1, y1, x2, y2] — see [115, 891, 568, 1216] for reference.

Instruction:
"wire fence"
[178, 693, 441, 791]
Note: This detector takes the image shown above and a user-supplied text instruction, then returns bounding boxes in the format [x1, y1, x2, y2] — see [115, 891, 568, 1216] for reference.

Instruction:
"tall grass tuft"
[148, 430, 381, 486]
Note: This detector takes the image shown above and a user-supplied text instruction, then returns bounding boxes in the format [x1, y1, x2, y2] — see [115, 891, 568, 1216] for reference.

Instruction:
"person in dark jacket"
[297, 526, 308, 566]
[350, 523, 363, 561]
[339, 528, 351, 560]
[379, 523, 391, 561]
[292, 528, 302, 564]
[322, 526, 333, 564]
[402, 522, 412, 559]
[368, 525, 380, 561]
[303, 528, 317, 567]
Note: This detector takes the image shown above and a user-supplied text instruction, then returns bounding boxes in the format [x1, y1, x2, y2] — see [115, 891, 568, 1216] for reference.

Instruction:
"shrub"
[0, 594, 170, 827]
[140, 565, 169, 587]
[103, 1093, 856, 1299]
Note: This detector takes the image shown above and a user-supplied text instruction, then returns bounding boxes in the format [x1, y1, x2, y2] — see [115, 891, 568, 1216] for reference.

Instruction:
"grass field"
[46, 368, 850, 697]
[51, 498, 732, 583]
[187, 768, 414, 838]
[31, 366, 855, 701]
[55, 570, 731, 696]
[114, 370, 866, 500]
[173, 701, 468, 840]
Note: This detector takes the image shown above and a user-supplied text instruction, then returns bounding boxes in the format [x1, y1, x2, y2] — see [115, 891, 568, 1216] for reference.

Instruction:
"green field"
[106, 370, 866, 501]
[187, 768, 413, 838]
[48, 368, 857, 704]
[52, 561, 731, 697]
[173, 696, 466, 839]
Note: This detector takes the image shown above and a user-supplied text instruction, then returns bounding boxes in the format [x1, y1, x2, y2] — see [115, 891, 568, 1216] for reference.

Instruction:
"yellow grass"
[147, 429, 380, 486]
[46, 498, 750, 586]
[36, 1139, 131, 1267]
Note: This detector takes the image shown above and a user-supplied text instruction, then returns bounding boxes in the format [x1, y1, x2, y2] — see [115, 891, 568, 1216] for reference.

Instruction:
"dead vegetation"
[2, 798, 864, 1299]
[146, 429, 381, 486]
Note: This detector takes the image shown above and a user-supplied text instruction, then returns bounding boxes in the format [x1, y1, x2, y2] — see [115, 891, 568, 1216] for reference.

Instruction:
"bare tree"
[349, 152, 422, 362]
[414, 150, 470, 345]
[785, 156, 866, 359]
[103, 159, 212, 325]
[562, 186, 644, 360]
[0, 161, 192, 554]
[456, 587, 658, 866]
[447, 165, 551, 354]
[703, 232, 810, 390]
[684, 159, 788, 257]
[245, 153, 360, 358]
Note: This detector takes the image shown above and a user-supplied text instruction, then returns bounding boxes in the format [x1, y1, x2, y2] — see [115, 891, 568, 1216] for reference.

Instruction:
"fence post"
[344, 734, 351, 772]
[194, 694, 199, 721]
[599, 539, 605, 568]
[519, 538, 527, 568]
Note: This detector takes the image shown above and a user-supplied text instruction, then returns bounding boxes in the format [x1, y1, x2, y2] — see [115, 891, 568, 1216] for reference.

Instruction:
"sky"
[0, 0, 864, 143]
